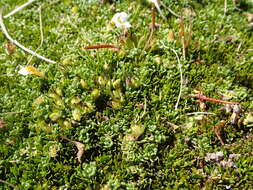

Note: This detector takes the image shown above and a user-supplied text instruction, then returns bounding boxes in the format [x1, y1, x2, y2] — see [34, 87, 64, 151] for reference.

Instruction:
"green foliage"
[0, 0, 253, 189]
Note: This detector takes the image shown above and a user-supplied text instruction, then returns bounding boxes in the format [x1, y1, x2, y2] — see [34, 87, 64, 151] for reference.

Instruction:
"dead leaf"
[5, 138, 16, 145]
[244, 13, 253, 22]
[61, 136, 85, 163]
[5, 43, 16, 55]
[182, 8, 196, 17]
[213, 120, 226, 145]
[229, 104, 242, 124]
[205, 151, 224, 162]
[0, 120, 5, 129]
[167, 30, 175, 41]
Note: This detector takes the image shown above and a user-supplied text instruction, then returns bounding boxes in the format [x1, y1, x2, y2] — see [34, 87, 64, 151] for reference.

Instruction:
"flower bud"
[71, 97, 81, 105]
[55, 88, 63, 96]
[112, 79, 121, 89]
[91, 89, 100, 99]
[97, 76, 107, 87]
[80, 79, 88, 89]
[131, 124, 145, 139]
[111, 101, 122, 109]
[72, 109, 82, 121]
[49, 111, 61, 121]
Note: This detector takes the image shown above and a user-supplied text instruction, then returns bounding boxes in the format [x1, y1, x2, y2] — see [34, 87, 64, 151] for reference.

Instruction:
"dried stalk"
[3, 0, 36, 19]
[161, 42, 183, 110]
[0, 8, 57, 64]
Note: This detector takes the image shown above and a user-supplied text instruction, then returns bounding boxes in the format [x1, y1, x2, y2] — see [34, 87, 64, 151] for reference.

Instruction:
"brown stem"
[194, 94, 239, 105]
[151, 4, 156, 31]
[84, 44, 119, 50]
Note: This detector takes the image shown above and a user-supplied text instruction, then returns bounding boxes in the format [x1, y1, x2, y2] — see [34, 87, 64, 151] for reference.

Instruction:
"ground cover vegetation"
[0, 0, 253, 189]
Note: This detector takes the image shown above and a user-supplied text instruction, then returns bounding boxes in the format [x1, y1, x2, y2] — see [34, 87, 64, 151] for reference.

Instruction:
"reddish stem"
[194, 94, 238, 105]
[84, 44, 119, 50]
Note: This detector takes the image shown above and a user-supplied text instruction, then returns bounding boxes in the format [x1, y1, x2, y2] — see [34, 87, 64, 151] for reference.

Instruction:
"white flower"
[111, 12, 131, 29]
[148, 0, 165, 19]
[18, 67, 30, 75]
[18, 66, 43, 77]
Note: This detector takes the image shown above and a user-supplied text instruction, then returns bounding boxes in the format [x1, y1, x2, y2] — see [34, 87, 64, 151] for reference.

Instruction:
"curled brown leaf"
[61, 136, 85, 163]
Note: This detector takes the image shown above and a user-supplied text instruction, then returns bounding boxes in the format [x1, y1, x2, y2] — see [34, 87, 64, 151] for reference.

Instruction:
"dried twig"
[84, 44, 119, 50]
[171, 48, 183, 110]
[194, 94, 239, 105]
[151, 4, 156, 31]
[3, 0, 36, 19]
[0, 8, 57, 64]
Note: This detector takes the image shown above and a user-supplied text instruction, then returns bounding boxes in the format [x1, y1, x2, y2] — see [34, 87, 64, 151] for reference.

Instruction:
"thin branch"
[173, 48, 183, 110]
[0, 8, 57, 64]
[151, 4, 156, 31]
[194, 94, 239, 105]
[3, 0, 36, 19]
[84, 44, 119, 50]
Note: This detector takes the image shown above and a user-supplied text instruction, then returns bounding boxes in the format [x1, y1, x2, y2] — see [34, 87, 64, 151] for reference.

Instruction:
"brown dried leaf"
[197, 100, 206, 111]
[178, 18, 185, 37]
[5, 43, 16, 55]
[182, 8, 196, 17]
[0, 120, 5, 129]
[61, 136, 85, 163]
[72, 141, 85, 163]
[229, 104, 242, 124]
[244, 13, 253, 22]
[167, 30, 175, 41]
[213, 121, 226, 145]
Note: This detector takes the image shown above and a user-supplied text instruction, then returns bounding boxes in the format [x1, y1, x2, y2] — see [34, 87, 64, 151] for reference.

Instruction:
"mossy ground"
[0, 0, 253, 189]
